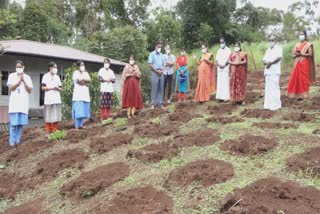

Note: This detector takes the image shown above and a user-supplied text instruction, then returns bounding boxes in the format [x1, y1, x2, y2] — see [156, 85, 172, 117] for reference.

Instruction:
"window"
[0, 71, 10, 96]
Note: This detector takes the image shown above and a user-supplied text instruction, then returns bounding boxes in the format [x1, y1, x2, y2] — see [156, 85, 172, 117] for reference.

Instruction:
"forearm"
[24, 82, 32, 93]
[9, 82, 21, 92]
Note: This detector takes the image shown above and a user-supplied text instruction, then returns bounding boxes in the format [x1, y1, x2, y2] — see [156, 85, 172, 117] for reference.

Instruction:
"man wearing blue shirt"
[148, 41, 165, 109]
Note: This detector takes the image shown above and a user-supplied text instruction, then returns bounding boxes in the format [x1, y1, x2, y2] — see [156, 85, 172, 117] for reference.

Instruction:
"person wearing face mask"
[72, 60, 91, 129]
[163, 45, 176, 104]
[175, 48, 190, 102]
[228, 42, 248, 105]
[41, 62, 63, 136]
[287, 31, 315, 99]
[7, 60, 33, 148]
[121, 56, 143, 118]
[262, 36, 283, 111]
[216, 37, 231, 102]
[193, 44, 215, 102]
[98, 58, 116, 121]
[148, 41, 165, 109]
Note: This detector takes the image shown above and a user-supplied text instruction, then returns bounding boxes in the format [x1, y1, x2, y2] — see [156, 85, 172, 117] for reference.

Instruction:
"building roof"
[0, 40, 126, 66]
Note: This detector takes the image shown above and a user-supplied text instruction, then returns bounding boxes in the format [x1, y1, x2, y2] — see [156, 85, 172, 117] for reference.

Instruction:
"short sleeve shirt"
[148, 51, 165, 70]
[98, 68, 116, 93]
[164, 54, 176, 75]
[72, 70, 91, 102]
[41, 72, 62, 105]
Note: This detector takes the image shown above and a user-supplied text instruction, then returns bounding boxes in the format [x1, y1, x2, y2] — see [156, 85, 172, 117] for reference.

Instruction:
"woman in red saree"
[287, 31, 315, 99]
[121, 56, 143, 118]
[193, 45, 215, 102]
[228, 42, 248, 105]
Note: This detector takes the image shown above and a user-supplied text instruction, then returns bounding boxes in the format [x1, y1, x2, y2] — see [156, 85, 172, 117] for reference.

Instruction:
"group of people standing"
[6, 30, 315, 148]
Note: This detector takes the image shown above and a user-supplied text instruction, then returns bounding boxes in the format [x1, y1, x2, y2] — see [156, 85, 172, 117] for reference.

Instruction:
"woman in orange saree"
[229, 42, 248, 105]
[287, 31, 315, 99]
[193, 45, 215, 102]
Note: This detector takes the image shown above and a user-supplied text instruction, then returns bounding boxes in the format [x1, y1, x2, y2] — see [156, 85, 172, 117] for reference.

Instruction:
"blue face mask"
[220, 44, 225, 49]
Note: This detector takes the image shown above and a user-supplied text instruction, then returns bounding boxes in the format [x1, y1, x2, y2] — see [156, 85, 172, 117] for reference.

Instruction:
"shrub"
[48, 130, 66, 142]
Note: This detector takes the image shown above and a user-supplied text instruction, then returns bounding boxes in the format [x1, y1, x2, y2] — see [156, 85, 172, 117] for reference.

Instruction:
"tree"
[0, 9, 18, 40]
[0, 0, 9, 9]
[89, 25, 147, 61]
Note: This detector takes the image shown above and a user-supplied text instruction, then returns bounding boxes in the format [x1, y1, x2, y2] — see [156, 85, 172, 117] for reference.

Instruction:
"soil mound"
[220, 134, 277, 156]
[286, 147, 320, 177]
[173, 129, 220, 148]
[208, 104, 237, 115]
[168, 110, 193, 123]
[166, 159, 234, 187]
[282, 112, 315, 122]
[94, 186, 174, 214]
[220, 177, 320, 214]
[253, 122, 298, 129]
[134, 124, 177, 138]
[206, 117, 244, 124]
[61, 162, 129, 200]
[240, 109, 276, 119]
[90, 133, 133, 155]
[4, 199, 50, 214]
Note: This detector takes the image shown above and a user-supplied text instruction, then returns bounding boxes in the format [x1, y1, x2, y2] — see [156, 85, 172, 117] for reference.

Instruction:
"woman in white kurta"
[7, 60, 33, 148]
[216, 38, 231, 101]
[72, 61, 91, 129]
[41, 62, 62, 134]
[262, 36, 283, 111]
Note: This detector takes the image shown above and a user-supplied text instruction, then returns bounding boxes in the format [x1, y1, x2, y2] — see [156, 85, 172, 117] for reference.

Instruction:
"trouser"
[75, 118, 84, 128]
[45, 122, 59, 133]
[151, 72, 164, 107]
[164, 74, 173, 100]
[9, 125, 24, 146]
[100, 108, 111, 120]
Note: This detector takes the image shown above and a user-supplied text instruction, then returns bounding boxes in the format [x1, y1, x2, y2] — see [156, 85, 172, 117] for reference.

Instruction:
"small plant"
[149, 117, 161, 124]
[102, 118, 113, 126]
[114, 118, 128, 128]
[48, 130, 66, 142]
[0, 163, 6, 170]
[167, 104, 176, 113]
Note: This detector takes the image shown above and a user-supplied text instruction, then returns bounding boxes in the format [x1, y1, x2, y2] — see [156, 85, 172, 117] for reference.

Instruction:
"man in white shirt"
[263, 35, 283, 110]
[98, 58, 116, 120]
[41, 62, 62, 135]
[216, 37, 231, 102]
[7, 60, 33, 147]
[163, 45, 176, 104]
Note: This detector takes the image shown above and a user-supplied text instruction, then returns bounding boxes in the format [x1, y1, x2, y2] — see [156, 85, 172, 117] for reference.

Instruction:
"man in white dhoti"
[262, 36, 282, 110]
[216, 37, 231, 102]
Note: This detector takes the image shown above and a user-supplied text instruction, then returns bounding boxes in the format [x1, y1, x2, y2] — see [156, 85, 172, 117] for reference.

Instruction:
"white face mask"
[52, 68, 58, 74]
[157, 47, 162, 53]
[80, 65, 85, 72]
[181, 52, 185, 56]
[220, 44, 226, 49]
[166, 49, 171, 54]
[104, 63, 110, 69]
[201, 48, 207, 54]
[269, 42, 276, 48]
[129, 60, 135, 65]
[16, 67, 24, 74]
[299, 35, 305, 41]
[234, 47, 240, 52]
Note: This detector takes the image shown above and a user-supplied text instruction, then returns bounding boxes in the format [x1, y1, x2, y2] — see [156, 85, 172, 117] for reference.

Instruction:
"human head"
[48, 61, 58, 74]
[269, 35, 276, 48]
[234, 41, 241, 52]
[180, 48, 186, 55]
[16, 60, 24, 74]
[298, 31, 307, 41]
[220, 37, 226, 49]
[104, 58, 111, 69]
[201, 44, 208, 54]
[165, 45, 171, 54]
[76, 60, 85, 72]
[155, 41, 162, 53]
[129, 55, 135, 65]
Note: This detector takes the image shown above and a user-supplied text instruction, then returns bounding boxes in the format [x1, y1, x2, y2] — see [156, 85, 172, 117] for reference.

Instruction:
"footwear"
[167, 100, 171, 104]
[151, 105, 155, 109]
[161, 106, 166, 110]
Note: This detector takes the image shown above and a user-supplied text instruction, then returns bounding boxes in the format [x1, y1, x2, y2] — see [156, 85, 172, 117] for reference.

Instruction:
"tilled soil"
[93, 186, 174, 214]
[168, 110, 193, 124]
[127, 142, 180, 163]
[3, 199, 50, 214]
[286, 147, 320, 177]
[253, 122, 298, 129]
[134, 123, 178, 138]
[173, 128, 220, 148]
[282, 112, 316, 123]
[208, 104, 237, 115]
[219, 177, 320, 214]
[61, 162, 129, 200]
[166, 159, 234, 187]
[90, 133, 134, 155]
[33, 149, 89, 184]
[206, 116, 245, 125]
[240, 109, 276, 119]
[220, 134, 277, 156]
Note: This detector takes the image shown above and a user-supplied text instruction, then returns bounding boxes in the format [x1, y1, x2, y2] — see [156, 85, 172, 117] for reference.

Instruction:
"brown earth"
[33, 149, 89, 184]
[166, 159, 234, 187]
[240, 109, 276, 119]
[312, 129, 320, 135]
[208, 104, 237, 115]
[282, 112, 316, 123]
[253, 122, 298, 129]
[0, 134, 10, 155]
[219, 177, 320, 214]
[93, 186, 174, 214]
[168, 110, 193, 124]
[65, 129, 88, 144]
[61, 162, 129, 200]
[173, 128, 220, 148]
[175, 101, 197, 112]
[139, 108, 168, 120]
[90, 133, 133, 155]
[127, 142, 180, 163]
[21, 128, 44, 142]
[220, 134, 277, 156]
[282, 95, 320, 111]
[134, 123, 178, 138]
[206, 116, 245, 125]
[246, 91, 263, 104]
[59, 120, 74, 130]
[4, 199, 50, 214]
[286, 147, 320, 177]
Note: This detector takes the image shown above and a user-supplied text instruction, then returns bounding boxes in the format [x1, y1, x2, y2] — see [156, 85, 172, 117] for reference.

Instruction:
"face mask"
[104, 63, 110, 69]
[80, 65, 85, 72]
[201, 48, 207, 54]
[129, 60, 135, 65]
[166, 49, 171, 54]
[234, 47, 240, 52]
[16, 68, 24, 74]
[52, 68, 58, 74]
[269, 42, 276, 48]
[299, 35, 305, 41]
[220, 44, 225, 49]
[157, 48, 162, 53]
[181, 52, 185, 56]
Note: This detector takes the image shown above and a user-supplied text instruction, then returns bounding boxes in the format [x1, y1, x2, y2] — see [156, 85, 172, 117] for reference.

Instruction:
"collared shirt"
[7, 72, 33, 114]
[72, 70, 91, 102]
[216, 47, 231, 67]
[148, 51, 165, 70]
[164, 54, 176, 75]
[263, 45, 283, 75]
[41, 72, 62, 105]
[98, 67, 116, 93]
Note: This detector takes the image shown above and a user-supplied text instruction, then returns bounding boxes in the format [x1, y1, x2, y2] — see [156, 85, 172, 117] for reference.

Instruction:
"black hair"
[16, 60, 24, 66]
[180, 48, 186, 52]
[220, 37, 225, 42]
[104, 58, 110, 63]
[300, 30, 308, 41]
[48, 61, 57, 71]
[128, 55, 134, 60]
[155, 41, 162, 47]
[76, 60, 84, 67]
